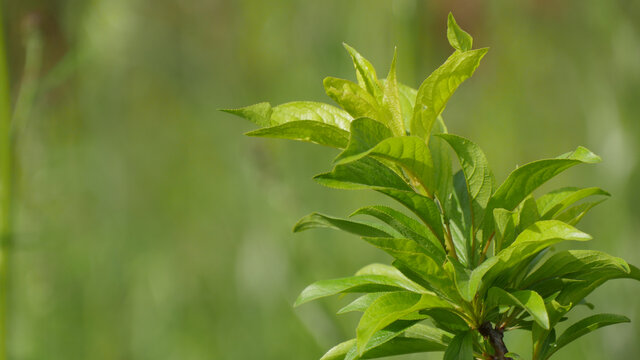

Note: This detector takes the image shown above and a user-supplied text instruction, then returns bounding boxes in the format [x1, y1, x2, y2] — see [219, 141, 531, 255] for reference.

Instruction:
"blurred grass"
[2, 0, 640, 359]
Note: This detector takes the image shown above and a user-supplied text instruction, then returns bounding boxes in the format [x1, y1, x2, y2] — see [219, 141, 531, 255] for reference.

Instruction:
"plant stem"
[478, 232, 494, 264]
[478, 322, 512, 360]
[0, 5, 11, 360]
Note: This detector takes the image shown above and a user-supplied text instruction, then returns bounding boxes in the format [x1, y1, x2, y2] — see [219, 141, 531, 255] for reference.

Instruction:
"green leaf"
[350, 205, 446, 263]
[437, 134, 492, 232]
[344, 320, 420, 360]
[320, 339, 357, 360]
[523, 250, 630, 289]
[443, 331, 474, 360]
[516, 196, 540, 234]
[429, 117, 454, 212]
[483, 146, 601, 243]
[337, 293, 387, 314]
[546, 314, 630, 359]
[448, 171, 473, 266]
[381, 49, 405, 136]
[271, 101, 353, 129]
[246, 120, 350, 148]
[356, 292, 451, 355]
[420, 308, 471, 333]
[363, 237, 457, 299]
[324, 77, 384, 121]
[411, 48, 488, 140]
[374, 189, 445, 246]
[447, 13, 473, 52]
[321, 324, 451, 360]
[536, 187, 610, 219]
[292, 212, 395, 238]
[487, 288, 550, 329]
[334, 136, 435, 195]
[220, 102, 273, 127]
[493, 208, 516, 252]
[555, 200, 606, 226]
[294, 274, 424, 307]
[479, 221, 592, 292]
[314, 157, 412, 191]
[397, 82, 417, 129]
[443, 256, 475, 302]
[335, 118, 393, 164]
[343, 43, 382, 99]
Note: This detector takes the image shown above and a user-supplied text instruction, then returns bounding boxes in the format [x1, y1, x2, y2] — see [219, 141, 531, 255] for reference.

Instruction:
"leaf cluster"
[222, 13, 639, 360]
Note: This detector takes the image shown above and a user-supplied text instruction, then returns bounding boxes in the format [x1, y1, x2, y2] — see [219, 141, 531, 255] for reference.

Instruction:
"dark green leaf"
[443, 331, 474, 360]
[334, 136, 435, 195]
[487, 288, 550, 329]
[536, 187, 610, 219]
[546, 314, 630, 359]
[483, 146, 601, 243]
[351, 205, 446, 263]
[314, 157, 412, 191]
[356, 292, 452, 354]
[246, 120, 350, 148]
[293, 212, 396, 237]
[295, 274, 425, 307]
[437, 134, 492, 232]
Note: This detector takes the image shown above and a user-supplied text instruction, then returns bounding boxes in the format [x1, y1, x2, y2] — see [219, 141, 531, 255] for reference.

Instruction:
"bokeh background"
[2, 0, 640, 359]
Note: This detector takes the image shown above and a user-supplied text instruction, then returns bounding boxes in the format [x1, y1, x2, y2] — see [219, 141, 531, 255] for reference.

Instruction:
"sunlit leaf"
[293, 212, 397, 237]
[487, 288, 549, 329]
[447, 13, 473, 52]
[411, 48, 488, 140]
[246, 120, 350, 148]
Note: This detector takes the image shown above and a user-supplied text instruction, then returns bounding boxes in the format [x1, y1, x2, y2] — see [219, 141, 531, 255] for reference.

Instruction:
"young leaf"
[292, 212, 395, 238]
[220, 102, 273, 126]
[356, 292, 452, 355]
[246, 120, 350, 148]
[443, 331, 474, 360]
[351, 205, 446, 262]
[555, 200, 606, 226]
[335, 118, 393, 164]
[294, 275, 423, 307]
[343, 43, 383, 99]
[337, 293, 387, 314]
[516, 196, 540, 234]
[429, 117, 454, 211]
[411, 48, 488, 141]
[447, 13, 473, 52]
[536, 187, 610, 219]
[271, 101, 353, 129]
[546, 314, 631, 359]
[397, 82, 417, 129]
[487, 288, 550, 329]
[483, 146, 601, 243]
[381, 48, 405, 136]
[324, 77, 385, 122]
[437, 133, 492, 232]
[334, 136, 436, 195]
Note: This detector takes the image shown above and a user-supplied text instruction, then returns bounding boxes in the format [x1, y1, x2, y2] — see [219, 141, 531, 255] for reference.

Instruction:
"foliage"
[223, 13, 639, 360]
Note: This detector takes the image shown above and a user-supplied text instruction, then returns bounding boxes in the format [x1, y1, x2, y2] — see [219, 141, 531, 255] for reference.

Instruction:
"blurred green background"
[2, 0, 640, 359]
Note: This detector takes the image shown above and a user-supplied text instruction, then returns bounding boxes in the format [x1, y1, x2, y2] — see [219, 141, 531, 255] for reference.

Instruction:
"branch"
[478, 322, 512, 360]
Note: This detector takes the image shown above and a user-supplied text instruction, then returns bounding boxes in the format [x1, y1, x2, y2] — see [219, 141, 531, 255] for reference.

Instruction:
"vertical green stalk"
[0, 3, 11, 360]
